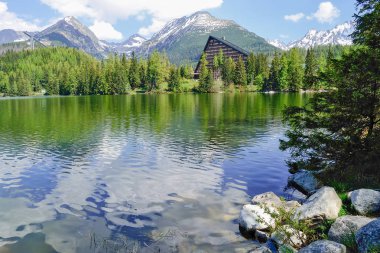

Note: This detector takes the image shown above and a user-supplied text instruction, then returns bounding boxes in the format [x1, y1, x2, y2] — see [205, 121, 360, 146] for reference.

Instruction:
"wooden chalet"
[194, 36, 249, 79]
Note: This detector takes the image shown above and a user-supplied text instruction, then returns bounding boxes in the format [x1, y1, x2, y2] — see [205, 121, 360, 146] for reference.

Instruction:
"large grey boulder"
[328, 215, 375, 244]
[298, 240, 346, 253]
[355, 218, 380, 253]
[239, 204, 275, 231]
[288, 170, 322, 195]
[294, 187, 342, 225]
[349, 189, 380, 215]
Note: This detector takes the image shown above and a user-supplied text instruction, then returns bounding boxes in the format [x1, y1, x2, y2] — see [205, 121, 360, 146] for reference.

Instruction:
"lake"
[0, 93, 308, 253]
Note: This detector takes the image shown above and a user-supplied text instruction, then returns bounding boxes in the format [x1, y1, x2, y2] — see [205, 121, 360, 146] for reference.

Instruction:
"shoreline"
[0, 89, 321, 99]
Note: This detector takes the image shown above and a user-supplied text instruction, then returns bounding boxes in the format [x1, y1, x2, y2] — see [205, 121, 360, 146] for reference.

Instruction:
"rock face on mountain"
[136, 11, 277, 64]
[268, 21, 355, 50]
[0, 29, 29, 45]
[36, 16, 106, 57]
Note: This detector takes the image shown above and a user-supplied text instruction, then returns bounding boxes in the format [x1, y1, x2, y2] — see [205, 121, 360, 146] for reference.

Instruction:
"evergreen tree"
[147, 51, 162, 90]
[281, 0, 380, 182]
[16, 71, 32, 96]
[129, 52, 140, 89]
[139, 60, 147, 89]
[222, 57, 235, 86]
[267, 52, 281, 91]
[278, 54, 289, 91]
[198, 53, 212, 92]
[8, 71, 18, 95]
[234, 56, 247, 86]
[247, 53, 255, 85]
[303, 47, 318, 89]
[0, 71, 9, 93]
[168, 66, 181, 91]
[287, 48, 303, 91]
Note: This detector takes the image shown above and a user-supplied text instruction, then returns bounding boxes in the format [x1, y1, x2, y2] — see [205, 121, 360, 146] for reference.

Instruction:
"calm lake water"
[0, 93, 307, 253]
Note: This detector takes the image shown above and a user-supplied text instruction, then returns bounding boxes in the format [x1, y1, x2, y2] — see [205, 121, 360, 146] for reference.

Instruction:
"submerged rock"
[284, 187, 308, 203]
[328, 215, 375, 244]
[288, 170, 322, 195]
[239, 204, 275, 231]
[294, 187, 342, 225]
[355, 218, 380, 253]
[298, 240, 346, 253]
[349, 189, 380, 215]
[255, 230, 269, 242]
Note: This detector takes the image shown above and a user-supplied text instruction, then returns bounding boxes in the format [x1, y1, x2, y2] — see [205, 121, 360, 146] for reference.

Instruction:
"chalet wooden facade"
[194, 36, 249, 79]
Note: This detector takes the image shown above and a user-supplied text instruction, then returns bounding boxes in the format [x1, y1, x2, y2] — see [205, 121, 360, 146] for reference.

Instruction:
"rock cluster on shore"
[239, 170, 380, 253]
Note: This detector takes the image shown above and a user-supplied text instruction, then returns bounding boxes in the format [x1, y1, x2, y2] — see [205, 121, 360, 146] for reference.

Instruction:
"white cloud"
[284, 13, 305, 22]
[0, 1, 42, 31]
[89, 20, 123, 40]
[40, 0, 223, 37]
[138, 18, 167, 37]
[311, 1, 340, 23]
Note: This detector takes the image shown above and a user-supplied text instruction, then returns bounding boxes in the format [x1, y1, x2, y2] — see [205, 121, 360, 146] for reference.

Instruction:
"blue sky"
[1, 0, 356, 42]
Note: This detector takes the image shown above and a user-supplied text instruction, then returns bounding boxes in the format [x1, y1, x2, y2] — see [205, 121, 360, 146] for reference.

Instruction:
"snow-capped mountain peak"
[148, 11, 234, 46]
[268, 21, 355, 50]
[267, 39, 288, 51]
[122, 34, 146, 48]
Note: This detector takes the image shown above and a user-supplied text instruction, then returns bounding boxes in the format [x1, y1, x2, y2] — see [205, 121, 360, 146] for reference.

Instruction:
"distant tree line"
[198, 45, 349, 92]
[0, 48, 194, 96]
[0, 44, 348, 96]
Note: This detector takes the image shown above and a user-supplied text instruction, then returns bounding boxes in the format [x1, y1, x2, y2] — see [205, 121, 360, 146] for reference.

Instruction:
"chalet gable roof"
[207, 36, 249, 56]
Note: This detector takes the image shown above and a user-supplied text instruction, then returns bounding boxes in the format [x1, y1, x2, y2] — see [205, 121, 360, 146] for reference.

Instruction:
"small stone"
[355, 218, 380, 253]
[294, 187, 342, 225]
[298, 240, 346, 253]
[350, 189, 380, 215]
[239, 204, 276, 231]
[328, 215, 375, 244]
[288, 170, 323, 195]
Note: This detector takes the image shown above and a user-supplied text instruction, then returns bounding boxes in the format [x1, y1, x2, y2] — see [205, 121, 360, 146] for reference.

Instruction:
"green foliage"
[261, 205, 334, 249]
[247, 53, 255, 85]
[168, 66, 181, 91]
[222, 57, 235, 86]
[147, 50, 170, 91]
[279, 54, 289, 91]
[198, 53, 215, 92]
[303, 48, 319, 89]
[353, 0, 380, 49]
[129, 52, 140, 89]
[267, 52, 281, 91]
[281, 0, 380, 185]
[287, 48, 304, 91]
[0, 47, 184, 96]
[234, 56, 247, 86]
